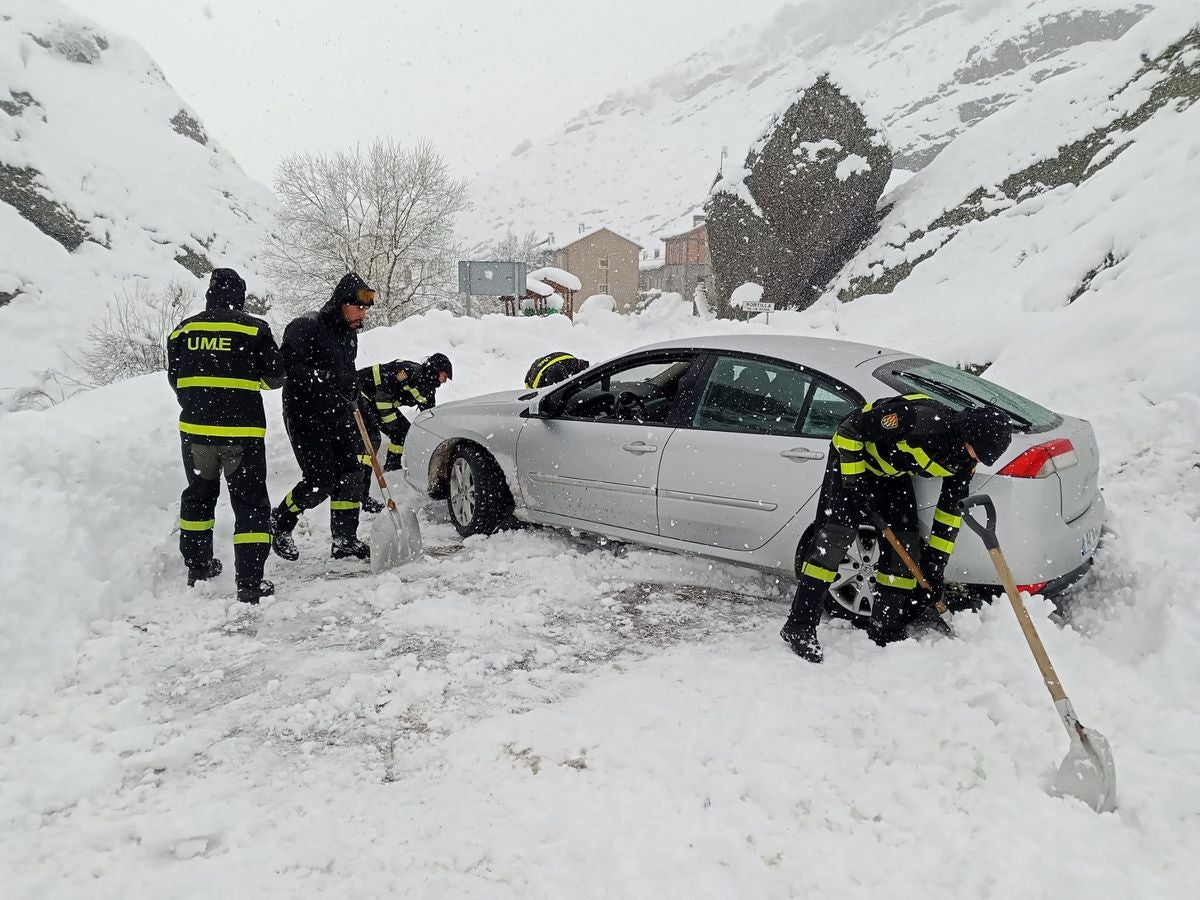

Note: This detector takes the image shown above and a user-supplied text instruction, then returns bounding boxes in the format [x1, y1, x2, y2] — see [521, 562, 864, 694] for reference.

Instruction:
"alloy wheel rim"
[450, 458, 476, 525]
[829, 529, 881, 617]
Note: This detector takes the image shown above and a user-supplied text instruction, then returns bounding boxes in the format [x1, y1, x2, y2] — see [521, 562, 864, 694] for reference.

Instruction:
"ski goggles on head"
[347, 288, 376, 308]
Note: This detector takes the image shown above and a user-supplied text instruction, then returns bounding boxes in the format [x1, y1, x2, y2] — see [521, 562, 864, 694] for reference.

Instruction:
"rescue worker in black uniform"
[355, 353, 452, 511]
[524, 351, 590, 390]
[167, 268, 284, 604]
[780, 394, 1013, 662]
[271, 272, 375, 561]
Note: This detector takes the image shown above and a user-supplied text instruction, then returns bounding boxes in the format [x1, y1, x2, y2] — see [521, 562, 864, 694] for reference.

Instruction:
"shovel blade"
[369, 503, 423, 574]
[1052, 724, 1118, 813]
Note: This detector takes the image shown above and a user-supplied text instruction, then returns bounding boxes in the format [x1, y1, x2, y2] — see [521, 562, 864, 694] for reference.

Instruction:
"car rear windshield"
[875, 359, 1061, 432]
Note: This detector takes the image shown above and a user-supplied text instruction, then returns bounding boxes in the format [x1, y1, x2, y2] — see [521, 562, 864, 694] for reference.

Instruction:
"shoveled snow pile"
[3, 3, 1200, 898]
[0, 0, 273, 403]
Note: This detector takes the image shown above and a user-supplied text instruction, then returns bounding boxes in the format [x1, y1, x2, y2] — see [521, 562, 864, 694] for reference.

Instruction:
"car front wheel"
[447, 444, 514, 537]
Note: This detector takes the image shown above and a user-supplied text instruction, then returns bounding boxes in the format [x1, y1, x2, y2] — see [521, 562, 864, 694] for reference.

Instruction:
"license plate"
[1081, 526, 1101, 558]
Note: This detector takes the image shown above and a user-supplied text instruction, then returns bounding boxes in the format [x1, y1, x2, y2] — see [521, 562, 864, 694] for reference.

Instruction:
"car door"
[657, 353, 860, 551]
[516, 352, 701, 534]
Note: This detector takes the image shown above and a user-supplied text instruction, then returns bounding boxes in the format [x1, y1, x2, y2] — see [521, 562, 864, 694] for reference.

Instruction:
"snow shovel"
[960, 494, 1117, 813]
[868, 511, 956, 637]
[353, 408, 422, 572]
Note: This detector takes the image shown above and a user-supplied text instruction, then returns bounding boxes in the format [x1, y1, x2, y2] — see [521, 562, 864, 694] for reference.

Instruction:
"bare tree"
[265, 139, 469, 326]
[79, 281, 194, 385]
[489, 228, 554, 267]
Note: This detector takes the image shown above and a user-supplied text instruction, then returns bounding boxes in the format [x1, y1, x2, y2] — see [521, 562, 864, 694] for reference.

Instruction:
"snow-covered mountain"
[466, 0, 1158, 253]
[0, 0, 273, 404]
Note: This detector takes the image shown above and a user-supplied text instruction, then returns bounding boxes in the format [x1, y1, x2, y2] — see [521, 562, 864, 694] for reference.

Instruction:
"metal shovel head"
[369, 502, 423, 573]
[1051, 699, 1118, 813]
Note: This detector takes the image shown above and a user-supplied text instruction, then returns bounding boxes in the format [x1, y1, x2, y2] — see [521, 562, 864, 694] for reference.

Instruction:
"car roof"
[634, 333, 909, 370]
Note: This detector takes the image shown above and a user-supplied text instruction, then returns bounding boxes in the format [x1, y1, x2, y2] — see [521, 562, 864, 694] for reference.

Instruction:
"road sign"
[458, 260, 527, 297]
[741, 301, 776, 312]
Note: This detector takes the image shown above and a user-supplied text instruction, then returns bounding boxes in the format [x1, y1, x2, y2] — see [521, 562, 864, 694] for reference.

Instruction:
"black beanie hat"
[206, 267, 246, 310]
[425, 352, 453, 380]
[332, 272, 375, 306]
[954, 406, 1013, 466]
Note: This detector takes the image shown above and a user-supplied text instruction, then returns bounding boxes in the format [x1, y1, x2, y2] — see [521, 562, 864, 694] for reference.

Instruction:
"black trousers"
[381, 414, 410, 471]
[275, 416, 363, 543]
[179, 439, 271, 587]
[787, 451, 925, 635]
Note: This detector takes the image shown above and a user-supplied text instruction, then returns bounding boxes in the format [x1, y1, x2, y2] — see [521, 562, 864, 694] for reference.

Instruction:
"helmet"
[425, 352, 452, 380]
[954, 406, 1013, 466]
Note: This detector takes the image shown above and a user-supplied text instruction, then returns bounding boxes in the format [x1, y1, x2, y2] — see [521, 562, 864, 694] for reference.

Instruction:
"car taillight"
[997, 438, 1078, 478]
[1017, 581, 1048, 595]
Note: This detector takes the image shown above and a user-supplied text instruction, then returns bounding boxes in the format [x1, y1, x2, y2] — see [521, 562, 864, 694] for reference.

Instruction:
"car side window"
[692, 356, 814, 436]
[801, 382, 858, 438]
[556, 356, 694, 424]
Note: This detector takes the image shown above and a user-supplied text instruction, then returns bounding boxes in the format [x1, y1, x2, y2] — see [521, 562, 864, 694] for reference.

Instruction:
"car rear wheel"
[798, 526, 881, 621]
[447, 444, 514, 537]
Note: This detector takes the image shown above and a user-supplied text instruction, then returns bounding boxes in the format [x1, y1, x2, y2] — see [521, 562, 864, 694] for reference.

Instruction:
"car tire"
[796, 525, 881, 622]
[446, 444, 514, 537]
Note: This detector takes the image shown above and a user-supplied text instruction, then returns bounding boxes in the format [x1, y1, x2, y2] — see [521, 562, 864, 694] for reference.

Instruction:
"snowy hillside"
[4, 1, 1200, 896]
[0, 0, 273, 404]
[466, 0, 1158, 252]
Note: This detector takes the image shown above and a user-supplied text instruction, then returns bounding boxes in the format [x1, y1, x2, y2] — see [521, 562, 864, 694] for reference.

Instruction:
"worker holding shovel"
[780, 395, 1012, 662]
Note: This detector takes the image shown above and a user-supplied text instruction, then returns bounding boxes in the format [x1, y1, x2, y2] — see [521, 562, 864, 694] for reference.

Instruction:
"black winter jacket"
[167, 296, 284, 444]
[281, 295, 359, 430]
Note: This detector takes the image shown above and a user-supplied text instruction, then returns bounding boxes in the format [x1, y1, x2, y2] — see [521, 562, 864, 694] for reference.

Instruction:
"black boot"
[271, 511, 299, 561]
[331, 538, 370, 560]
[237, 578, 275, 605]
[362, 496, 385, 514]
[780, 619, 823, 663]
[187, 558, 223, 587]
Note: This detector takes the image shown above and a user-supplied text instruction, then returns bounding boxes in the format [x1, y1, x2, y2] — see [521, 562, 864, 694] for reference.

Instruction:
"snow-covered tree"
[265, 139, 469, 326]
[80, 281, 194, 385]
[488, 228, 553, 267]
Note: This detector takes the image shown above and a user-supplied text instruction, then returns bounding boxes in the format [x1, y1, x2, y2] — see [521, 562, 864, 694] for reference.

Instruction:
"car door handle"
[780, 448, 825, 461]
[623, 441, 658, 454]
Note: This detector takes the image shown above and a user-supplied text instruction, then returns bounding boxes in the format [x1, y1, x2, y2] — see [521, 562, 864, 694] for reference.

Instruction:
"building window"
[599, 255, 609, 270]
[600, 280, 609, 295]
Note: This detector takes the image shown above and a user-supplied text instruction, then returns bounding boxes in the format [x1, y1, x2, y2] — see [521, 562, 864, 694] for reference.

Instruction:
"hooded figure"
[166, 267, 285, 604]
[271, 272, 377, 562]
[780, 394, 1013, 663]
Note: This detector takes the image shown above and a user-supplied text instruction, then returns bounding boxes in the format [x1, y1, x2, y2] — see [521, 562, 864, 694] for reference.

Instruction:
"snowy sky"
[59, 0, 791, 186]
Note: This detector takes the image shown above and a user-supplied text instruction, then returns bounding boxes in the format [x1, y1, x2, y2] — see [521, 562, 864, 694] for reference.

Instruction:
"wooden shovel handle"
[352, 407, 389, 492]
[987, 546, 1069, 704]
[874, 520, 952, 618]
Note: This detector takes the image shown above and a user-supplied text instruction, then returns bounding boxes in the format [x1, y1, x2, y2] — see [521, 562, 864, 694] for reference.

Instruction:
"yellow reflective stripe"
[179, 422, 266, 439]
[902, 393, 929, 401]
[330, 500, 361, 510]
[358, 454, 373, 466]
[176, 376, 262, 391]
[530, 354, 574, 388]
[865, 442, 900, 476]
[898, 440, 952, 476]
[933, 508, 962, 528]
[179, 518, 215, 531]
[926, 461, 954, 477]
[929, 535, 956, 555]
[861, 401, 874, 413]
[233, 532, 271, 545]
[372, 364, 382, 386]
[840, 461, 867, 476]
[285, 491, 301, 513]
[388, 443, 404, 454]
[832, 433, 864, 452]
[876, 572, 917, 590]
[170, 321, 259, 339]
[379, 413, 399, 423]
[863, 460, 885, 476]
[800, 562, 838, 583]
[374, 400, 395, 409]
[403, 385, 428, 404]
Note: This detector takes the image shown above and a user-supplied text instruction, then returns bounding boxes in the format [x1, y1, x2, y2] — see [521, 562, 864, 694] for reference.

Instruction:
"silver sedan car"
[402, 335, 1104, 618]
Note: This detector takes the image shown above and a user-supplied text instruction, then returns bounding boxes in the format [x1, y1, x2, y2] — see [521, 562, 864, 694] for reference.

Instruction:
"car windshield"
[878, 360, 1060, 432]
